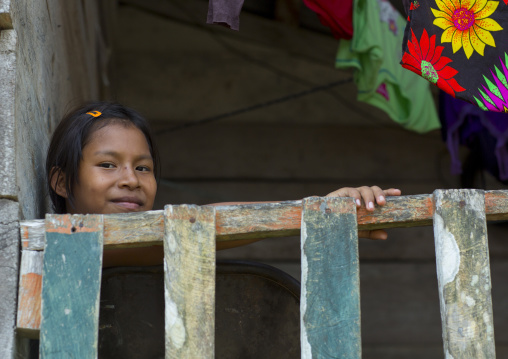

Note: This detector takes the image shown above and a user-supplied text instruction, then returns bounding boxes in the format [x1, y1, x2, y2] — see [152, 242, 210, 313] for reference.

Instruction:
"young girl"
[46, 101, 401, 266]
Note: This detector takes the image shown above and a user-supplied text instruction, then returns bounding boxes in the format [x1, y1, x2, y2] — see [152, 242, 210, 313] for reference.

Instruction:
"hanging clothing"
[336, 0, 440, 133]
[400, 0, 508, 112]
[207, 0, 245, 31]
[302, 0, 353, 39]
[440, 91, 508, 181]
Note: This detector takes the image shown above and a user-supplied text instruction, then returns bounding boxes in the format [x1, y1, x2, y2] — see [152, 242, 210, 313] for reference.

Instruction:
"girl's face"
[65, 123, 157, 214]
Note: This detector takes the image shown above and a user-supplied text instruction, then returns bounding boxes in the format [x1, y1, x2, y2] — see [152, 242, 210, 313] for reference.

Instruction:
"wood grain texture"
[20, 218, 44, 249]
[164, 205, 216, 358]
[17, 250, 43, 339]
[15, 191, 508, 335]
[433, 189, 496, 359]
[39, 215, 103, 359]
[301, 197, 361, 358]
[20, 191, 508, 250]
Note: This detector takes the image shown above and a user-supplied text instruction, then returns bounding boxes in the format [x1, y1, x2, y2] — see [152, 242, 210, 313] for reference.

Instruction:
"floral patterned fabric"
[401, 0, 508, 111]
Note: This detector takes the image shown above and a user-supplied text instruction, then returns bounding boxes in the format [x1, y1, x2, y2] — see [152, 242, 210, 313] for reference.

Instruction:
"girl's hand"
[326, 186, 402, 240]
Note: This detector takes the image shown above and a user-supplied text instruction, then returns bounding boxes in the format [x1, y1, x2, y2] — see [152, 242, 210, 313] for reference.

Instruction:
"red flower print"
[402, 28, 465, 97]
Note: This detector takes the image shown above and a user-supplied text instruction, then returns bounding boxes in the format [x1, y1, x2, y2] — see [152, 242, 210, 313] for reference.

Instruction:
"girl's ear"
[50, 167, 68, 199]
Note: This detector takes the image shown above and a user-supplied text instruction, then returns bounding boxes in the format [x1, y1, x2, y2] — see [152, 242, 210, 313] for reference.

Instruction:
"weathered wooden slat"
[164, 205, 216, 358]
[16, 250, 43, 339]
[21, 219, 45, 249]
[22, 190, 508, 249]
[20, 193, 436, 250]
[301, 197, 361, 358]
[39, 215, 104, 359]
[433, 189, 496, 358]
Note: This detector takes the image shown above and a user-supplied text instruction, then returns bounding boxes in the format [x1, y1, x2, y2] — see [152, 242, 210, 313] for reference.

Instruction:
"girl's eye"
[136, 165, 151, 172]
[99, 163, 115, 169]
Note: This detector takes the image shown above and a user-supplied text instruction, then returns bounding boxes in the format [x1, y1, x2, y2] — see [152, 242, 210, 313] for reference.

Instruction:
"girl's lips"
[113, 201, 141, 210]
[111, 197, 143, 210]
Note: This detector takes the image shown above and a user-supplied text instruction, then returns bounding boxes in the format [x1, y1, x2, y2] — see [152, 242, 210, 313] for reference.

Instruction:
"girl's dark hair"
[46, 101, 160, 214]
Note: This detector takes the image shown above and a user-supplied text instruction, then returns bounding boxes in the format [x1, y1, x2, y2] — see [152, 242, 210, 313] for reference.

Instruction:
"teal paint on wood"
[433, 189, 496, 359]
[301, 197, 361, 359]
[164, 205, 216, 359]
[40, 215, 103, 359]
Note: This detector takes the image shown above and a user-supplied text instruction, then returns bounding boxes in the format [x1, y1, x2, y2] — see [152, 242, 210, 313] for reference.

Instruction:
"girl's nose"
[118, 166, 140, 189]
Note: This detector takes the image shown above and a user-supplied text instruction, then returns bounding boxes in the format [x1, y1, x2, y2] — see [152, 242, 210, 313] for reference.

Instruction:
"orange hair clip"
[86, 111, 102, 117]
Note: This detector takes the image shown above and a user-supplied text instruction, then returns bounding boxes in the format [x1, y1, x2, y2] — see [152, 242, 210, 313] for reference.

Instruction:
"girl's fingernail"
[368, 202, 374, 210]
[356, 199, 361, 206]
[379, 195, 385, 202]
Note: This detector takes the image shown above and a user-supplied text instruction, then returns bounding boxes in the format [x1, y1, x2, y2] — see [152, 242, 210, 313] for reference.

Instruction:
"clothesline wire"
[169, 0, 393, 125]
[122, 0, 401, 131]
[156, 78, 353, 134]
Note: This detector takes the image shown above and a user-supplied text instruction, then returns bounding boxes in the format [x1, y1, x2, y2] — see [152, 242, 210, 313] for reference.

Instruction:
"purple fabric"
[440, 91, 508, 180]
[207, 0, 245, 31]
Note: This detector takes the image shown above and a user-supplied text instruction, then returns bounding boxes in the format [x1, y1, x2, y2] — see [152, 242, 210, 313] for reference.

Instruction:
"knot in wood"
[189, 217, 196, 223]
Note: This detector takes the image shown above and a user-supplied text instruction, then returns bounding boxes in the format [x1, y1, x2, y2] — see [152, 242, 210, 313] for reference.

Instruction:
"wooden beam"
[16, 250, 43, 339]
[301, 197, 361, 358]
[39, 215, 104, 358]
[433, 189, 496, 358]
[15, 190, 508, 336]
[19, 191, 508, 250]
[164, 205, 216, 358]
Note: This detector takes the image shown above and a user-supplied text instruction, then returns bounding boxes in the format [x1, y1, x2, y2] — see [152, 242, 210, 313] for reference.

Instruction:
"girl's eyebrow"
[93, 150, 153, 161]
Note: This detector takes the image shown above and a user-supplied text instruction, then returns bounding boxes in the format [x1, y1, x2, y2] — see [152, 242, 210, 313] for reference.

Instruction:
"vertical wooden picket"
[433, 189, 496, 358]
[40, 214, 104, 359]
[164, 205, 216, 359]
[301, 197, 361, 359]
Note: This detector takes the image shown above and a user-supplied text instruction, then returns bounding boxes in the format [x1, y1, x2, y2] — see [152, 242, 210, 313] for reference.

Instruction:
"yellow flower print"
[431, 0, 503, 58]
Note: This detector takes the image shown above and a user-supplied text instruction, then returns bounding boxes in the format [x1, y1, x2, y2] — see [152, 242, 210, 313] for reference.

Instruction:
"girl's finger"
[326, 187, 363, 207]
[358, 186, 376, 211]
[358, 229, 388, 240]
[383, 188, 402, 197]
[370, 186, 386, 206]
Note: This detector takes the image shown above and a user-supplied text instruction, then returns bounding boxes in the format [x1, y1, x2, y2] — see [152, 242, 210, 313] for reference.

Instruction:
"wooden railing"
[16, 189, 508, 358]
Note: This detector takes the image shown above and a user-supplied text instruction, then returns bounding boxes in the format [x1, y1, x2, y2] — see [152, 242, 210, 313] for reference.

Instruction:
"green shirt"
[336, 0, 440, 133]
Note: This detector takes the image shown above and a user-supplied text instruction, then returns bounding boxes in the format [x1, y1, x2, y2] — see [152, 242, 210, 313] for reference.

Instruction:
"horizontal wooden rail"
[16, 189, 507, 354]
[20, 190, 508, 250]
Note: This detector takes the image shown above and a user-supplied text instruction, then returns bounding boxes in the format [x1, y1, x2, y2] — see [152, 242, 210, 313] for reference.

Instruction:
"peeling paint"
[483, 312, 493, 335]
[465, 295, 475, 307]
[434, 213, 461, 286]
[445, 349, 454, 359]
[164, 284, 186, 349]
[166, 232, 176, 253]
[300, 220, 312, 359]
[471, 275, 479, 286]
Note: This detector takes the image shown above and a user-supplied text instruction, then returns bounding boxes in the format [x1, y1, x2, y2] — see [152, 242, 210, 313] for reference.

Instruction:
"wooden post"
[301, 197, 361, 359]
[39, 215, 104, 359]
[164, 205, 216, 359]
[17, 250, 43, 339]
[433, 189, 496, 358]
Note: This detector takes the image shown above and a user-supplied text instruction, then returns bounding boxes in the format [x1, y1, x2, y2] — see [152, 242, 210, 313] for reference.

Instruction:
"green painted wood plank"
[40, 215, 103, 359]
[164, 205, 216, 358]
[301, 197, 361, 359]
[433, 189, 496, 359]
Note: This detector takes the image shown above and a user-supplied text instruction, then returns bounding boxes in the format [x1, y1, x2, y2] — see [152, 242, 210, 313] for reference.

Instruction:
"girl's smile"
[59, 122, 157, 214]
